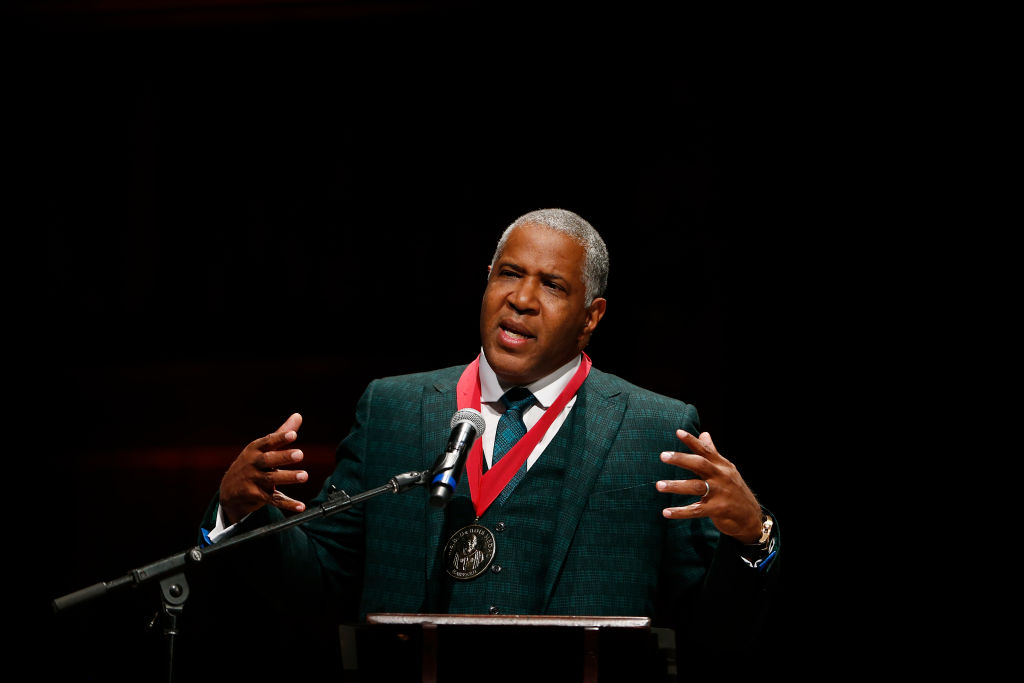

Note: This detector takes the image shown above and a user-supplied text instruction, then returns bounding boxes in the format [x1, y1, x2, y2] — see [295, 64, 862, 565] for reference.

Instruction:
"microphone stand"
[51, 469, 431, 683]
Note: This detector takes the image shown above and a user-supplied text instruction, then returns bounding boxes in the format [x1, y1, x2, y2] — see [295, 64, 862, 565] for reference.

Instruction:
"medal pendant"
[443, 524, 496, 580]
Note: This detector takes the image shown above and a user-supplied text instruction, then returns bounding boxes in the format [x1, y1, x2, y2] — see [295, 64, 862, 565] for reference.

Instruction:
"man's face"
[480, 222, 606, 386]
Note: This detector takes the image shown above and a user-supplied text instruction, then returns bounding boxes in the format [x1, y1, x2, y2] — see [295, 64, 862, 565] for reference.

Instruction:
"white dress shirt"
[477, 349, 581, 471]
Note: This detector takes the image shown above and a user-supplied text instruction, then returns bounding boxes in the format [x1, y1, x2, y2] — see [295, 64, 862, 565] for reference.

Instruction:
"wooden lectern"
[339, 613, 674, 682]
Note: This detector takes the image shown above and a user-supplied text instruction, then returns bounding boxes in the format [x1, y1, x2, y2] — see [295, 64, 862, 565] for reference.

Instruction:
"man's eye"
[500, 270, 521, 278]
[544, 281, 565, 292]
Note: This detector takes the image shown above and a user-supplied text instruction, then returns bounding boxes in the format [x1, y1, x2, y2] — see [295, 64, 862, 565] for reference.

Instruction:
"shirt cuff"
[204, 503, 250, 545]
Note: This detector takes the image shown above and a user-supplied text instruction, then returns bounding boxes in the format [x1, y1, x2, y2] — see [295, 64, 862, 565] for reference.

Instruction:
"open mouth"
[499, 323, 535, 341]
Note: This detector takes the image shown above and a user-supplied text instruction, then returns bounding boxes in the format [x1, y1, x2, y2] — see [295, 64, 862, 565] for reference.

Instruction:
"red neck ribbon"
[458, 352, 592, 517]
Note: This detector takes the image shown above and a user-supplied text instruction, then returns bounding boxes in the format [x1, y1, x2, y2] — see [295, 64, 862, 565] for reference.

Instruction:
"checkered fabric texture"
[445, 407, 575, 614]
[202, 363, 778, 629]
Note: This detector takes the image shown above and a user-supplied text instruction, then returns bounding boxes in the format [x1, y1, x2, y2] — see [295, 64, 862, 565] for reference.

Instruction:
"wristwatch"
[738, 512, 776, 568]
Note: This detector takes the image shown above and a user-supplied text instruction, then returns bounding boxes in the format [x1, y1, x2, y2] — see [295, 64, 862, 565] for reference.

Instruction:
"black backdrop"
[10, 3, 847, 680]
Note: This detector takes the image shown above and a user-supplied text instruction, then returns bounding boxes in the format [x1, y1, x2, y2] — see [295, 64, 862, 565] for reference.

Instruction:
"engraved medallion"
[444, 524, 496, 580]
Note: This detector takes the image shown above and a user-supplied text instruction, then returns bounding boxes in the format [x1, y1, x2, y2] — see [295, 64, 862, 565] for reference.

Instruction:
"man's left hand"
[656, 429, 764, 543]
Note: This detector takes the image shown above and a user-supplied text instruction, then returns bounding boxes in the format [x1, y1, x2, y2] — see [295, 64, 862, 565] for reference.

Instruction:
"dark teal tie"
[491, 387, 536, 504]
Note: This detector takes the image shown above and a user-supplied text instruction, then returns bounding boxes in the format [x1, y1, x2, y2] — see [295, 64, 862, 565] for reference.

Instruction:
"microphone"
[429, 408, 486, 508]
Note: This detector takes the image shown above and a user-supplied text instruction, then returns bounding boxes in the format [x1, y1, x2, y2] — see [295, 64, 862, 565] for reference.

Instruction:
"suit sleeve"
[659, 402, 782, 659]
[197, 380, 378, 623]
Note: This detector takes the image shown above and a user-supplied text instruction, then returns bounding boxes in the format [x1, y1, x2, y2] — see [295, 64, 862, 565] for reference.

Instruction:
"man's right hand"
[219, 412, 308, 525]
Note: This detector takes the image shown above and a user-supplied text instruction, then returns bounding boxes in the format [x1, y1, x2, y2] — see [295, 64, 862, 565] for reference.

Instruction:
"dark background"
[9, 1, 858, 679]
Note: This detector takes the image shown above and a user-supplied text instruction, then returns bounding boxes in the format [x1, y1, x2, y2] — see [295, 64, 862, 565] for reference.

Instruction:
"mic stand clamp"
[154, 573, 189, 683]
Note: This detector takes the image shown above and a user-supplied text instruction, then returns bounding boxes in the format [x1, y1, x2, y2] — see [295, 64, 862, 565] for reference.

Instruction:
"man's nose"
[508, 278, 540, 312]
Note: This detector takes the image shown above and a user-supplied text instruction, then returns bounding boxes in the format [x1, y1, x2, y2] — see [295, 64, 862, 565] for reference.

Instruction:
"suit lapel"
[541, 372, 625, 611]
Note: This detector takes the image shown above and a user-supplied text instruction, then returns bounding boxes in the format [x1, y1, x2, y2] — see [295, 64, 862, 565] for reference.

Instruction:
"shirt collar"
[478, 349, 582, 409]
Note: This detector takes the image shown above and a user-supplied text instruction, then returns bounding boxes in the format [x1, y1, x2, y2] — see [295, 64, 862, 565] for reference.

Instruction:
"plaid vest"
[432, 406, 575, 615]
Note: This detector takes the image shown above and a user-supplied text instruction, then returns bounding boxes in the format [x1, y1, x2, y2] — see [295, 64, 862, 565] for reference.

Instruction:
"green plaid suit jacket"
[204, 363, 778, 638]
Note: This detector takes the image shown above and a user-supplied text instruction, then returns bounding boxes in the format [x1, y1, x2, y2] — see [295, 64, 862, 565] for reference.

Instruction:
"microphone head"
[451, 408, 486, 437]
[430, 408, 485, 509]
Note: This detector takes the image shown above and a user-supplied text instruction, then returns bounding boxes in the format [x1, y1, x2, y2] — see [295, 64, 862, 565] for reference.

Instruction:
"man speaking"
[199, 208, 780, 677]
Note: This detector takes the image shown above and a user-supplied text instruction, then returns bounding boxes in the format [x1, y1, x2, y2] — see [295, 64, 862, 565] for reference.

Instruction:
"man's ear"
[583, 297, 607, 336]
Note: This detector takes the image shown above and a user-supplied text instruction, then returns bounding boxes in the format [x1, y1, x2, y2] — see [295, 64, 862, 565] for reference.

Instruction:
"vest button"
[489, 606, 500, 615]
[495, 522, 506, 532]
[491, 563, 502, 574]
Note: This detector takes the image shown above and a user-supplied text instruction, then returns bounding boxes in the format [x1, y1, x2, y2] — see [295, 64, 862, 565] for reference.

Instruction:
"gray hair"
[490, 208, 609, 306]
